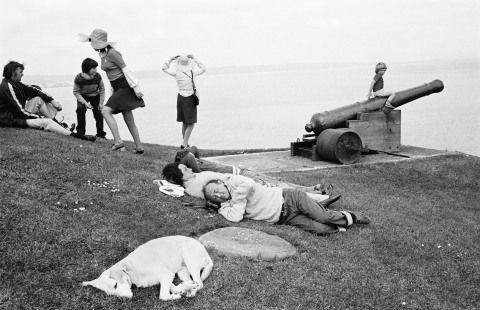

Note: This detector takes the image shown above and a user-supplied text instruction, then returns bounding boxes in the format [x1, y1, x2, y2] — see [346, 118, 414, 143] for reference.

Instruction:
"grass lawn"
[1, 127, 479, 310]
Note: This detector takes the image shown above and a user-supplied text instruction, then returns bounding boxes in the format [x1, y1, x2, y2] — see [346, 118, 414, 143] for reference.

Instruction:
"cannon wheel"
[316, 129, 362, 164]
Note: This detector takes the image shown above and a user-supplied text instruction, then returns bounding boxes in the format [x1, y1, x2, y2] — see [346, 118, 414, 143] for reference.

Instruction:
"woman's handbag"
[184, 70, 199, 105]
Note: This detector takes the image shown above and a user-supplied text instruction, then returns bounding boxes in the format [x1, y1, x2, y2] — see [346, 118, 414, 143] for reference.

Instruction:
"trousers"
[76, 95, 105, 136]
[25, 118, 71, 135]
[278, 188, 346, 235]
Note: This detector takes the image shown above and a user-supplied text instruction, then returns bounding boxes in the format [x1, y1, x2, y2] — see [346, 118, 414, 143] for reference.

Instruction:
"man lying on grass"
[203, 175, 371, 235]
[0, 61, 95, 142]
[162, 162, 336, 202]
[173, 147, 333, 193]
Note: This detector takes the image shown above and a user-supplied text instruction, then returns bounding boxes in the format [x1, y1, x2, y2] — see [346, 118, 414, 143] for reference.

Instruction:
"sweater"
[0, 78, 52, 127]
[73, 72, 105, 103]
[218, 175, 283, 223]
[101, 48, 126, 82]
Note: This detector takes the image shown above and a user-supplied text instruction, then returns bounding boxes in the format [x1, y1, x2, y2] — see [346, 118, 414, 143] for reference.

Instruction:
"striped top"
[73, 72, 105, 102]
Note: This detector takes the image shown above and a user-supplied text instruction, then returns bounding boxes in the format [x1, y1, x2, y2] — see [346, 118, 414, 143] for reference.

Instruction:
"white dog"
[82, 236, 213, 300]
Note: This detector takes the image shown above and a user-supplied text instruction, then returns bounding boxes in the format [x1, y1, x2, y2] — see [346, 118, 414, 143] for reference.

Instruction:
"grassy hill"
[1, 127, 479, 310]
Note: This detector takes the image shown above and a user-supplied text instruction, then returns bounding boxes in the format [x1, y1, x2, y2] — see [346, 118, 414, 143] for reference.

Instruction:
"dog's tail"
[201, 260, 214, 281]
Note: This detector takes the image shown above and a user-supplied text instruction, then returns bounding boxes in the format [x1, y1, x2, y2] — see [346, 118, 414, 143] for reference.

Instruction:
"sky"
[1, 0, 479, 75]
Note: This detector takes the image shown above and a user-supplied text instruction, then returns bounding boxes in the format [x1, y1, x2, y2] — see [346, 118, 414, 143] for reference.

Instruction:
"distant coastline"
[25, 58, 480, 89]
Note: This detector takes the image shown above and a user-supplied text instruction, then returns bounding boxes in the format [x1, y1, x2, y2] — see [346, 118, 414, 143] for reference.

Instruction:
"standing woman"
[79, 29, 145, 153]
[162, 55, 205, 149]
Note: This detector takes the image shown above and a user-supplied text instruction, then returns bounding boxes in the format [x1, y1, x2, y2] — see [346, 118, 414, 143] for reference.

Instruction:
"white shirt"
[163, 62, 206, 97]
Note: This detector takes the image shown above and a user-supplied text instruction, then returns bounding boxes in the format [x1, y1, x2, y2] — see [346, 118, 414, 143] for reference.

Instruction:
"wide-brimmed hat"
[78, 29, 116, 50]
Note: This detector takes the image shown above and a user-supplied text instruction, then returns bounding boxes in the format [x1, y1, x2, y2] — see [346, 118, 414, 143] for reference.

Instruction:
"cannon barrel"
[305, 79, 444, 134]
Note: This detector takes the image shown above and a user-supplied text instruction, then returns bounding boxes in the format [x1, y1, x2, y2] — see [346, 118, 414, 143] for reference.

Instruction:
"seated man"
[0, 61, 94, 141]
[162, 162, 335, 203]
[203, 175, 371, 235]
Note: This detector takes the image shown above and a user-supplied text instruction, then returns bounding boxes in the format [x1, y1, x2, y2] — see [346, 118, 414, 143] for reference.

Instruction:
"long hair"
[162, 163, 183, 185]
[3, 61, 24, 79]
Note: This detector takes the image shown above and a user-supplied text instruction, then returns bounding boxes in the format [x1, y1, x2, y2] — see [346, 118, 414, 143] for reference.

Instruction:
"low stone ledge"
[199, 227, 296, 261]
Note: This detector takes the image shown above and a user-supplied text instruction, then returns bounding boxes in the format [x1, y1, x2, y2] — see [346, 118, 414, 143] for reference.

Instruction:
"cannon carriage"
[290, 80, 444, 164]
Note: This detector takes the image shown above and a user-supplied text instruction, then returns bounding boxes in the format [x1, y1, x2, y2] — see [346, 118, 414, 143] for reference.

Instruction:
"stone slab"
[199, 227, 296, 261]
[204, 145, 457, 173]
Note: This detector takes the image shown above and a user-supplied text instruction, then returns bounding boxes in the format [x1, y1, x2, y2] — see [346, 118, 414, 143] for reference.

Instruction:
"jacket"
[0, 78, 52, 127]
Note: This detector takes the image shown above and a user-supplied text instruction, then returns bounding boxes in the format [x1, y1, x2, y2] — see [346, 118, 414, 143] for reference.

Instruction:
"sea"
[25, 60, 480, 157]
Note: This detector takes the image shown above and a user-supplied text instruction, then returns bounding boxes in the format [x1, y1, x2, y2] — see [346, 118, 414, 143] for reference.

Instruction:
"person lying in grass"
[203, 176, 370, 235]
[162, 162, 336, 203]
[173, 146, 242, 174]
[0, 61, 95, 142]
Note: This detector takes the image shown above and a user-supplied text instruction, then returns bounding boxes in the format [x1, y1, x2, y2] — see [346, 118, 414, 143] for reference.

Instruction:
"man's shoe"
[96, 133, 107, 139]
[70, 123, 76, 132]
[314, 183, 334, 195]
[349, 211, 371, 225]
[84, 135, 96, 142]
[189, 145, 200, 159]
[71, 132, 96, 142]
[317, 194, 342, 209]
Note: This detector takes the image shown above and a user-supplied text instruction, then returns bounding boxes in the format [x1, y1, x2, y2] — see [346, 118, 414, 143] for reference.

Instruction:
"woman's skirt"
[176, 94, 197, 123]
[105, 76, 145, 114]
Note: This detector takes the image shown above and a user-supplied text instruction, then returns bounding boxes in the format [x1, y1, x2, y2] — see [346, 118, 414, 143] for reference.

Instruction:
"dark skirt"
[177, 94, 197, 123]
[105, 76, 145, 114]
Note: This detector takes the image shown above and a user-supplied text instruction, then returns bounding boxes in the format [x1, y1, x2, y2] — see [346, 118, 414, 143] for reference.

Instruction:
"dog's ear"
[110, 269, 125, 284]
[121, 267, 132, 286]
[110, 267, 132, 286]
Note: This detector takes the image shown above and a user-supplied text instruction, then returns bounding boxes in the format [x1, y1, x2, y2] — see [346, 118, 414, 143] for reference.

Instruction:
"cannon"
[291, 80, 444, 164]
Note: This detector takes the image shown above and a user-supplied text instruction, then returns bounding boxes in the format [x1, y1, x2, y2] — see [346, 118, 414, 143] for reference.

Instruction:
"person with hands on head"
[79, 28, 145, 153]
[203, 175, 371, 235]
[162, 54, 205, 149]
[73, 57, 106, 138]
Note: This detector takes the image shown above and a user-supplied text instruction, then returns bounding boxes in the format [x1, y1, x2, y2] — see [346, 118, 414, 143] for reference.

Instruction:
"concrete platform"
[204, 145, 457, 173]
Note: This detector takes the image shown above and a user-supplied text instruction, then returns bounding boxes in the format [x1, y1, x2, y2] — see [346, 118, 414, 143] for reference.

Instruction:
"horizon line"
[25, 58, 480, 78]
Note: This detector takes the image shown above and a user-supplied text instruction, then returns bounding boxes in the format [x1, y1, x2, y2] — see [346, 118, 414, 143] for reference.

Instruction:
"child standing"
[366, 62, 396, 114]
[73, 58, 106, 138]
